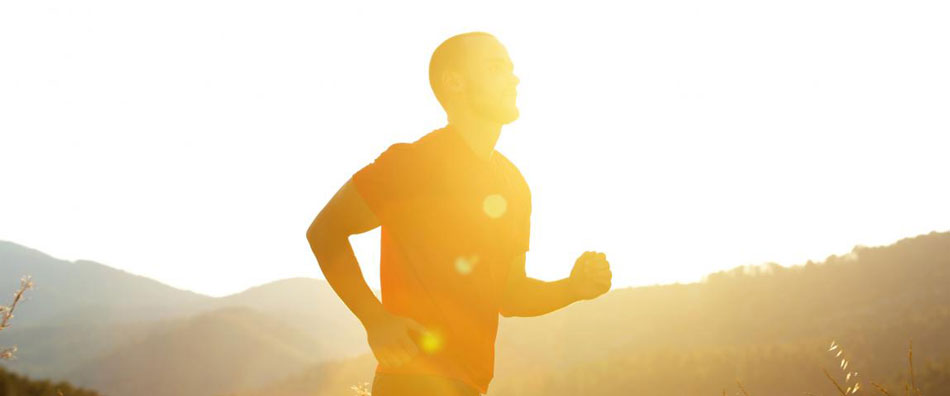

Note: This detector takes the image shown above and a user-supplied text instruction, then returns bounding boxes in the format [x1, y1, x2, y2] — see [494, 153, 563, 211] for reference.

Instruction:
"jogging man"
[306, 32, 612, 395]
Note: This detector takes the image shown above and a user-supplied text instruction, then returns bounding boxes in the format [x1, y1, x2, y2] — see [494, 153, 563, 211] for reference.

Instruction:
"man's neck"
[446, 112, 502, 162]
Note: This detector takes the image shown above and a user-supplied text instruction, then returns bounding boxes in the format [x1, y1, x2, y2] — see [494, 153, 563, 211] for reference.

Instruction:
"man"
[306, 32, 612, 395]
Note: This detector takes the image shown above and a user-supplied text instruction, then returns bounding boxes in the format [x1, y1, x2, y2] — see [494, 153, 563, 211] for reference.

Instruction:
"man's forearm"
[307, 231, 385, 327]
[500, 277, 579, 317]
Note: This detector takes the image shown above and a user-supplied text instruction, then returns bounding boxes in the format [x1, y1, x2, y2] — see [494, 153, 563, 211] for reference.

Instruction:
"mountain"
[1, 319, 162, 380]
[0, 240, 211, 326]
[66, 307, 339, 396]
[5, 231, 949, 396]
[1, 241, 367, 396]
[0, 240, 216, 380]
[240, 231, 950, 396]
[210, 278, 368, 360]
[232, 354, 377, 396]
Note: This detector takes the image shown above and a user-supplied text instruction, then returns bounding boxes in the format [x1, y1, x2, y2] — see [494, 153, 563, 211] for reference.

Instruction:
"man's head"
[429, 32, 520, 125]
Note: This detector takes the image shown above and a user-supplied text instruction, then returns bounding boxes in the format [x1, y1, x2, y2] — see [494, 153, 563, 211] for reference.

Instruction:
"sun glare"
[482, 194, 508, 219]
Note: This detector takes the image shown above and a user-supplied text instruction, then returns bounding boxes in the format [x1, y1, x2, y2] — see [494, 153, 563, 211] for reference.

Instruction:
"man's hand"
[568, 251, 612, 300]
[364, 310, 427, 368]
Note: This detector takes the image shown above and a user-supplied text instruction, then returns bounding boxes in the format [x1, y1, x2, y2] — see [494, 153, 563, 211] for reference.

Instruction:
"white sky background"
[1, 0, 948, 297]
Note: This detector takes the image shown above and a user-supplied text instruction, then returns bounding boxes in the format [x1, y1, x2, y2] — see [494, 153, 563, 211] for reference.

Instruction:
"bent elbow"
[306, 224, 318, 243]
[307, 221, 348, 252]
[306, 220, 329, 245]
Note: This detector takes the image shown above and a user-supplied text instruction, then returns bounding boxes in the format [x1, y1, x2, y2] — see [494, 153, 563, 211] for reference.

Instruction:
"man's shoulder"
[374, 129, 436, 161]
[411, 127, 452, 151]
[363, 130, 446, 177]
[381, 128, 445, 157]
[367, 142, 414, 172]
[493, 151, 530, 193]
[494, 150, 524, 176]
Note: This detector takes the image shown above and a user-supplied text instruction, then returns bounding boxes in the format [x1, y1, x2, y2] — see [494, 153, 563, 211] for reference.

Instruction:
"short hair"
[428, 32, 496, 110]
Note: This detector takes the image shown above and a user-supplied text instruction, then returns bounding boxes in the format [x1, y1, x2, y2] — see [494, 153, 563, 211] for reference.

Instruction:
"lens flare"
[420, 330, 443, 354]
[482, 194, 507, 219]
[455, 255, 479, 275]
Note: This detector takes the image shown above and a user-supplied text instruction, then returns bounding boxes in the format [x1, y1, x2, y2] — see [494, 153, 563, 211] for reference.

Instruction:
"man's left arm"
[499, 251, 612, 317]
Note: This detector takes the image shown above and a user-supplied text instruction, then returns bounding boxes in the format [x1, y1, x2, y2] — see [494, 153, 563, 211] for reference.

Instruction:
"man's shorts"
[370, 373, 480, 396]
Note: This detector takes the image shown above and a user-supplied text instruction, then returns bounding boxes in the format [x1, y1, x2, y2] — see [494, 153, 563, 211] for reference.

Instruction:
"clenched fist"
[568, 251, 612, 300]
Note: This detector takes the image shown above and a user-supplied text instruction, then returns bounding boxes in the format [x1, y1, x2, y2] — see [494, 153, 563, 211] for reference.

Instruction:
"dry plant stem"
[824, 369, 848, 396]
[0, 276, 33, 331]
[908, 341, 915, 394]
[1, 276, 34, 360]
[871, 381, 893, 396]
[736, 380, 751, 396]
[908, 341, 922, 396]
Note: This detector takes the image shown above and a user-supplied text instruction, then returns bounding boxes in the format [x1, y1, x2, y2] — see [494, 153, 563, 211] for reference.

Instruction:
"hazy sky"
[2, 0, 948, 297]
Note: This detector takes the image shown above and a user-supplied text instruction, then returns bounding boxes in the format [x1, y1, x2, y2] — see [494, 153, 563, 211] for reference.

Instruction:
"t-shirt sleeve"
[351, 143, 415, 226]
[503, 156, 532, 254]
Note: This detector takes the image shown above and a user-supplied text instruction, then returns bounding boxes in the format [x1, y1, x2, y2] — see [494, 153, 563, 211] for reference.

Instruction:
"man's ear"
[441, 70, 465, 94]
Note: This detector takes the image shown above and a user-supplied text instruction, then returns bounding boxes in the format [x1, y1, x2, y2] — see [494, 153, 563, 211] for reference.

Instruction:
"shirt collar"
[440, 125, 497, 165]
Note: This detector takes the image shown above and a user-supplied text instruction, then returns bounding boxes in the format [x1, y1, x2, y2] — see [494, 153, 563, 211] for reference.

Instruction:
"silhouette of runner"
[306, 32, 612, 396]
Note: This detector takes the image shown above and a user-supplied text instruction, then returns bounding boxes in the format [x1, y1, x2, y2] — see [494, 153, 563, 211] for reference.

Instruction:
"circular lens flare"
[482, 194, 507, 219]
[420, 331, 443, 354]
[454, 255, 479, 275]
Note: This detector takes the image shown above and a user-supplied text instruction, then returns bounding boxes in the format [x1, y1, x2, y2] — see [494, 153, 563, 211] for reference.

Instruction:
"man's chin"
[497, 108, 520, 125]
[472, 103, 519, 125]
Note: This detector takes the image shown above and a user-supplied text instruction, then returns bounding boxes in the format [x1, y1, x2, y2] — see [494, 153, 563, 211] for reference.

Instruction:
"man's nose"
[511, 73, 520, 87]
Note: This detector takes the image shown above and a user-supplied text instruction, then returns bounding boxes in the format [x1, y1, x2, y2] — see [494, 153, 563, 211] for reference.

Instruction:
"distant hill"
[66, 307, 338, 396]
[0, 241, 211, 326]
[231, 354, 377, 396]
[0, 240, 216, 380]
[2, 319, 162, 380]
[240, 231, 950, 396]
[5, 232, 949, 396]
[211, 278, 368, 361]
[0, 241, 366, 396]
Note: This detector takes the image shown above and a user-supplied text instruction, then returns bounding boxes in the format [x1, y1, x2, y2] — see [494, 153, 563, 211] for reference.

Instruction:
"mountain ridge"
[3, 231, 949, 395]
[237, 230, 950, 396]
[0, 240, 368, 396]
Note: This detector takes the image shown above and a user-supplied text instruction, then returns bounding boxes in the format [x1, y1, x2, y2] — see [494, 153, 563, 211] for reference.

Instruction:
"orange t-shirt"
[352, 125, 531, 394]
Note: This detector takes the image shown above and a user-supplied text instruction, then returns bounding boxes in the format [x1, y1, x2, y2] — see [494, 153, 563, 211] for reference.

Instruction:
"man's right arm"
[305, 177, 424, 368]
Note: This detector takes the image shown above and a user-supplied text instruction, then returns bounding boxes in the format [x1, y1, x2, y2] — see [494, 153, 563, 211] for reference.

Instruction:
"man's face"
[460, 38, 520, 125]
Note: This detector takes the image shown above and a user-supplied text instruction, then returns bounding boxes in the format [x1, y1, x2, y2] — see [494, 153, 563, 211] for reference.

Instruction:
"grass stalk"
[824, 368, 848, 396]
